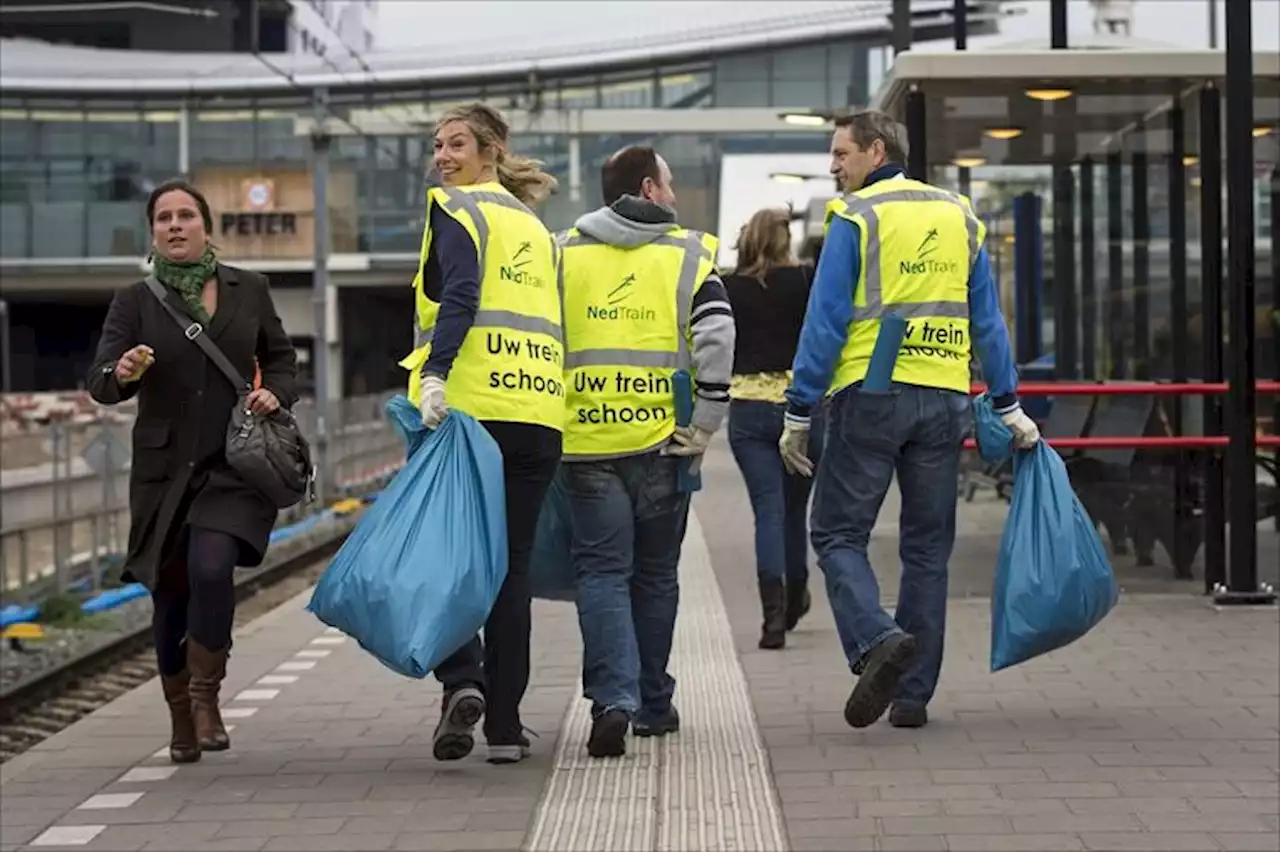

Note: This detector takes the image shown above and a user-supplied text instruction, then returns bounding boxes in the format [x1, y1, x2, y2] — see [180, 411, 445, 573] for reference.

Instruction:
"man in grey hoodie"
[557, 145, 735, 758]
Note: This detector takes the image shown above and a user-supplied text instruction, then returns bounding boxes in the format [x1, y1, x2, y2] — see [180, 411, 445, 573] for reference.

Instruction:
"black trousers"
[152, 525, 239, 676]
[434, 420, 562, 744]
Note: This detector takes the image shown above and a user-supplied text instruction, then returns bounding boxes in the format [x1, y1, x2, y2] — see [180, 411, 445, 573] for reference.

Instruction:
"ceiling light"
[1025, 88, 1073, 102]
[770, 172, 813, 184]
[1183, 155, 1199, 166]
[984, 127, 1024, 140]
[953, 156, 987, 168]
[779, 112, 830, 127]
[1253, 125, 1274, 138]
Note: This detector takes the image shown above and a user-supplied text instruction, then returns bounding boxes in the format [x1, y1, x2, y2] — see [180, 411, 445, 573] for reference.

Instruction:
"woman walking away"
[725, 207, 824, 650]
[401, 102, 563, 765]
[87, 179, 299, 763]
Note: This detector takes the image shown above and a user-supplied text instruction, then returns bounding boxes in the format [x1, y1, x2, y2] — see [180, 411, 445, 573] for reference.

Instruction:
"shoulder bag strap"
[143, 275, 253, 395]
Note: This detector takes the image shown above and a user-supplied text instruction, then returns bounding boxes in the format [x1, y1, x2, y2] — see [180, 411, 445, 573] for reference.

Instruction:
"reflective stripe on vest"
[559, 229, 715, 460]
[401, 182, 564, 430]
[834, 187, 981, 323]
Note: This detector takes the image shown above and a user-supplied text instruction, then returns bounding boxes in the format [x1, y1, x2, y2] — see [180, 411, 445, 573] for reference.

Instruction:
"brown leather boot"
[187, 639, 230, 751]
[160, 671, 201, 764]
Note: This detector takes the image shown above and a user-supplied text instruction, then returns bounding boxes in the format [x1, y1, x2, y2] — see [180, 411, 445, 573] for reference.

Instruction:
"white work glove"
[664, 425, 712, 457]
[779, 414, 814, 477]
[418, 372, 449, 430]
[1000, 404, 1041, 450]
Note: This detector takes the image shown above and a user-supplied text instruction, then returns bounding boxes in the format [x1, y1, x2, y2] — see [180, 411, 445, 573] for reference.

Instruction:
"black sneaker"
[432, 686, 484, 761]
[633, 706, 680, 738]
[587, 709, 629, 758]
[844, 633, 917, 729]
[888, 703, 928, 728]
[487, 730, 535, 764]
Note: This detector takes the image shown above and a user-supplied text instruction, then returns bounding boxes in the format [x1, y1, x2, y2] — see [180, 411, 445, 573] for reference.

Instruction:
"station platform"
[2, 441, 1277, 852]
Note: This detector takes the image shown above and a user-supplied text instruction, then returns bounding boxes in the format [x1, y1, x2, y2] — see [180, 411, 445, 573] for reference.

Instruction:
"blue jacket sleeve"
[423, 205, 481, 379]
[967, 246, 1019, 412]
[785, 217, 857, 419]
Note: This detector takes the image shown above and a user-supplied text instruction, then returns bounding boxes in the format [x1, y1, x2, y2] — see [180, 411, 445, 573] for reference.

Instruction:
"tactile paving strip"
[528, 512, 787, 852]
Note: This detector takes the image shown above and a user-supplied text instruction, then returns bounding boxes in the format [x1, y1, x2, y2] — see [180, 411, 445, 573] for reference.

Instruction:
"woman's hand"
[114, 345, 155, 384]
[245, 388, 280, 415]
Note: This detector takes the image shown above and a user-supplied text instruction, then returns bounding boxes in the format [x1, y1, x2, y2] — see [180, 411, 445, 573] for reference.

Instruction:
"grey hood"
[573, 195, 678, 248]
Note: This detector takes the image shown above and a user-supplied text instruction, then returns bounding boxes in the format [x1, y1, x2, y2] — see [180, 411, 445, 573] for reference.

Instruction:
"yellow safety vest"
[557, 227, 720, 460]
[826, 177, 986, 396]
[398, 182, 565, 431]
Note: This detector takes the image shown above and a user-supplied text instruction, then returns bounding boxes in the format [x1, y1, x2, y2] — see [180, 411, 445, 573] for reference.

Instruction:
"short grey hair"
[834, 110, 909, 164]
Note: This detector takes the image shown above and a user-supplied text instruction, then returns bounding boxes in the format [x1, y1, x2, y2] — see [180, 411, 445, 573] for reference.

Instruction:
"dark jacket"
[724, 264, 813, 376]
[86, 263, 299, 590]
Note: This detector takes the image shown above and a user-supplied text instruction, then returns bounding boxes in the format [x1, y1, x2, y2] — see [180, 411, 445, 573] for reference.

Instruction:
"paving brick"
[946, 834, 1086, 851]
[1064, 797, 1195, 814]
[785, 817, 878, 838]
[943, 798, 1070, 817]
[878, 837, 946, 852]
[143, 839, 269, 852]
[215, 817, 348, 838]
[392, 829, 528, 850]
[1138, 812, 1273, 833]
[1080, 832, 1224, 850]
[997, 782, 1120, 799]
[880, 816, 1011, 835]
[1011, 813, 1143, 833]
[1213, 833, 1280, 851]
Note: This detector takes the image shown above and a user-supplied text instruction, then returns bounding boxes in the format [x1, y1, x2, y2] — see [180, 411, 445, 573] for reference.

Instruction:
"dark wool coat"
[86, 264, 299, 590]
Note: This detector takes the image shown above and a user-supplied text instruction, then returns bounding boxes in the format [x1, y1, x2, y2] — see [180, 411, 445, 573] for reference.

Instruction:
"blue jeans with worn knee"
[727, 399, 824, 584]
[810, 382, 971, 709]
[566, 452, 691, 724]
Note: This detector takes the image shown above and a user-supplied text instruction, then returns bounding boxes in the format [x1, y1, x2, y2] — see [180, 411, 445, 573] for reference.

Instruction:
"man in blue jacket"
[779, 110, 1039, 730]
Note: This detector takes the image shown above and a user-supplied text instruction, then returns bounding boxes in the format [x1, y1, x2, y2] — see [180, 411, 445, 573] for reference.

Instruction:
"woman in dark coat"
[87, 179, 299, 764]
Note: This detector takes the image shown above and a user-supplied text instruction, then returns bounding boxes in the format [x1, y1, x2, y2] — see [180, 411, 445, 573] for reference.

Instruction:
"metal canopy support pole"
[1052, 164, 1077, 379]
[1217, 1, 1269, 604]
[1272, 165, 1279, 536]
[1131, 135, 1151, 378]
[893, 0, 912, 55]
[1106, 151, 1127, 379]
[905, 87, 927, 182]
[954, 0, 969, 198]
[0, 298, 10, 392]
[1199, 84, 1226, 596]
[1079, 157, 1097, 379]
[311, 88, 333, 507]
[1168, 102, 1193, 579]
[1050, 0, 1068, 49]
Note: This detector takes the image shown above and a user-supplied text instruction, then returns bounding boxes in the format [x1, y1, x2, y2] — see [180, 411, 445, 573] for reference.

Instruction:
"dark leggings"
[434, 420, 562, 744]
[152, 526, 239, 676]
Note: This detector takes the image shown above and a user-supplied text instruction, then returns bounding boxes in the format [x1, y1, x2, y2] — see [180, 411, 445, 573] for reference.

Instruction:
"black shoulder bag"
[144, 275, 315, 509]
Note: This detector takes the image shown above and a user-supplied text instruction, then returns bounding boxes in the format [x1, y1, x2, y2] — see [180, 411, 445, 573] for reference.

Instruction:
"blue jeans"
[727, 399, 824, 584]
[810, 382, 971, 709]
[565, 452, 691, 724]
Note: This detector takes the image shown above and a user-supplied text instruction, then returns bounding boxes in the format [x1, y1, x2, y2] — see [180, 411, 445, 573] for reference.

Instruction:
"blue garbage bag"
[306, 396, 508, 679]
[529, 465, 576, 601]
[972, 392, 1016, 465]
[976, 395, 1120, 672]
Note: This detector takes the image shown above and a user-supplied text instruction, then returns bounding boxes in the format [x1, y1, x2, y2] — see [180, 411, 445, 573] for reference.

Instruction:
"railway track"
[0, 525, 354, 764]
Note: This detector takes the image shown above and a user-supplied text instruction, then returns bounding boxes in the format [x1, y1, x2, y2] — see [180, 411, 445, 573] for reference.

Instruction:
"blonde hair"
[435, 102, 558, 207]
[734, 206, 797, 282]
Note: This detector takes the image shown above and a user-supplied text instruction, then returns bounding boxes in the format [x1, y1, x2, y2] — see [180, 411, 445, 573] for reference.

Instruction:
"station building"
[0, 0, 1006, 396]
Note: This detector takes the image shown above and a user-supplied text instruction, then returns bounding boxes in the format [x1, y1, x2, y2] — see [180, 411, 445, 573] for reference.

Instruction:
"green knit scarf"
[151, 245, 217, 324]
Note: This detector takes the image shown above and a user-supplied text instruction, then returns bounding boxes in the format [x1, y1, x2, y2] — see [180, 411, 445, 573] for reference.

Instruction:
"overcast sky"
[374, 0, 1279, 53]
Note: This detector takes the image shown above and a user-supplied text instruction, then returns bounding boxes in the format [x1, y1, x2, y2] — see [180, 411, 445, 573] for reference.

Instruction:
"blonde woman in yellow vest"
[557, 146, 735, 759]
[399, 103, 562, 766]
[778, 111, 1039, 732]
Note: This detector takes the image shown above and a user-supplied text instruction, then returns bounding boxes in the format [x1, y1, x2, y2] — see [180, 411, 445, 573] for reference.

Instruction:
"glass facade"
[0, 38, 873, 261]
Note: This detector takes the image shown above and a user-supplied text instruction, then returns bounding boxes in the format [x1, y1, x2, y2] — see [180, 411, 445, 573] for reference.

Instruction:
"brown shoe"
[187, 640, 231, 751]
[160, 671, 201, 764]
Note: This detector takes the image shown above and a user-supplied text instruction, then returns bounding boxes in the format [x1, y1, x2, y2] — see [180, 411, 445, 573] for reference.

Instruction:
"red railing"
[964, 381, 1280, 450]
